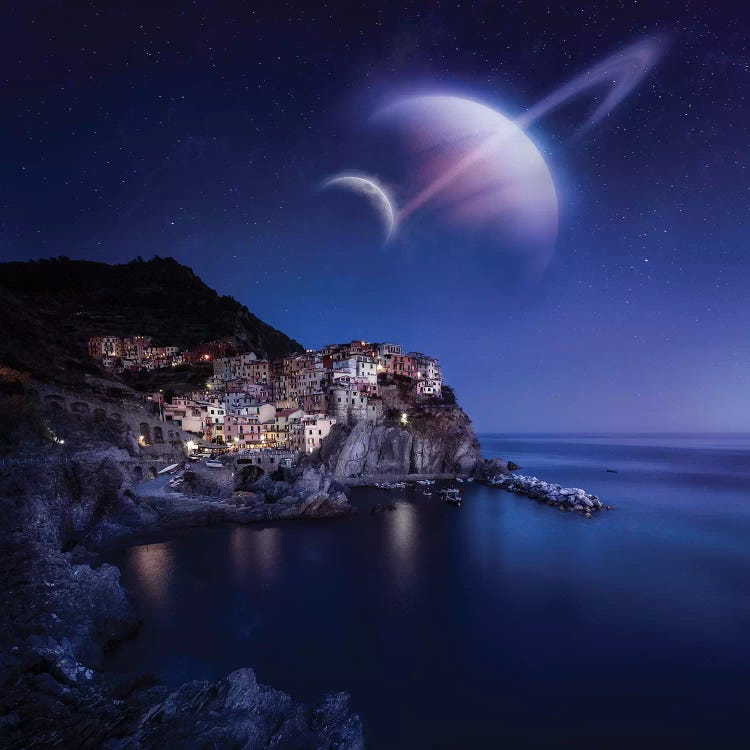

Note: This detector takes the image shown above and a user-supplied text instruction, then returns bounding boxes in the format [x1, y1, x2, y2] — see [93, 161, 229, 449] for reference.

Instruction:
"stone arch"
[147, 466, 158, 479]
[139, 423, 151, 443]
[70, 401, 90, 415]
[94, 408, 106, 420]
[133, 465, 144, 482]
[43, 394, 66, 410]
[167, 429, 174, 439]
[153, 426, 164, 443]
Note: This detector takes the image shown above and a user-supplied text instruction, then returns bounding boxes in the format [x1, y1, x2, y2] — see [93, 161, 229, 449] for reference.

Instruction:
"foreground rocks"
[114, 668, 364, 750]
[488, 474, 612, 516]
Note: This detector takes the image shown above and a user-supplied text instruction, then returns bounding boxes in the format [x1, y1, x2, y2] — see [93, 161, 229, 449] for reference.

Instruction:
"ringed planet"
[367, 36, 664, 268]
[321, 174, 397, 241]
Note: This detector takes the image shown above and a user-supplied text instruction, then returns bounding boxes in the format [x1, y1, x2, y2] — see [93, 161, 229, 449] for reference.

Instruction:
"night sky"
[2, 1, 748, 432]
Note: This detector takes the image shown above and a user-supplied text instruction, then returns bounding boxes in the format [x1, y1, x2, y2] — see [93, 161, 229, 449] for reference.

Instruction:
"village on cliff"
[87, 335, 444, 458]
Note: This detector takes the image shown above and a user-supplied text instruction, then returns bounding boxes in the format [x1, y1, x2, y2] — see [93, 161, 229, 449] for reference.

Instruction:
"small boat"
[158, 463, 179, 475]
[606, 469, 618, 473]
[466, 477, 474, 483]
[456, 477, 464, 483]
[205, 459, 223, 468]
[423, 491, 432, 497]
[440, 488, 462, 506]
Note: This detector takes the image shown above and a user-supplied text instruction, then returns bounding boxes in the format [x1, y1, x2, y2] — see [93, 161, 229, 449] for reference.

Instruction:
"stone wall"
[28, 382, 190, 451]
[233, 449, 297, 473]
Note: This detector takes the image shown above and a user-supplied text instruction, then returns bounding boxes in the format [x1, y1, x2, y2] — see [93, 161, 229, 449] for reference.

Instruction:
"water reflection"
[388, 503, 418, 590]
[230, 526, 281, 586]
[130, 542, 174, 615]
[230, 526, 253, 586]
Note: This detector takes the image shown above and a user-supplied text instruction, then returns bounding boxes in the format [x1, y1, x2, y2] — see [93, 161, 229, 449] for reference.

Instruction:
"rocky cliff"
[320, 380, 481, 479]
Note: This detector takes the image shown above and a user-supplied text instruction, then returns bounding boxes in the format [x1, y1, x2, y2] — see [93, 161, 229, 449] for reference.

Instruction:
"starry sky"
[2, 1, 748, 432]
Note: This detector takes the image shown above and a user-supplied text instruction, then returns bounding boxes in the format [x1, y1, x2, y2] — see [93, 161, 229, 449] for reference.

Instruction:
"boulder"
[124, 668, 364, 749]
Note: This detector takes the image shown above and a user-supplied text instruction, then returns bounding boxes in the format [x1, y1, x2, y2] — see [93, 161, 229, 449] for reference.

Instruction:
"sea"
[103, 433, 750, 749]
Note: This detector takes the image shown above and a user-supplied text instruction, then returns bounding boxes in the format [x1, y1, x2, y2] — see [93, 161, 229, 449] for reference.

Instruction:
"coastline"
[0, 452, 366, 748]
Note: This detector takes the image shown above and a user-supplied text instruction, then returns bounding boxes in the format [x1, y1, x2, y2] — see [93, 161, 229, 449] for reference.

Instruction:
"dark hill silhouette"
[0, 256, 304, 385]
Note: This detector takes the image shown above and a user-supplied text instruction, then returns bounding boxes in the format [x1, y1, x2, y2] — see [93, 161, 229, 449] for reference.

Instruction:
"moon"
[322, 174, 396, 241]
[376, 95, 559, 268]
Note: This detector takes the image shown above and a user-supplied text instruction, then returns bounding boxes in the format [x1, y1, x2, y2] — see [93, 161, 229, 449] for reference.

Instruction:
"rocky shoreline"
[488, 473, 612, 516]
[0, 531, 364, 749]
[0, 445, 364, 748]
[90, 463, 353, 547]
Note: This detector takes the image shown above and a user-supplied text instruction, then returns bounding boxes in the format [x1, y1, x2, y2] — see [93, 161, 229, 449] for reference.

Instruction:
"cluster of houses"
[88, 335, 233, 371]
[146, 340, 443, 455]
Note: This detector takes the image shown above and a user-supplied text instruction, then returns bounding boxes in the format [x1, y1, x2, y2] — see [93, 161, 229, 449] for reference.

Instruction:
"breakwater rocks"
[488, 474, 612, 516]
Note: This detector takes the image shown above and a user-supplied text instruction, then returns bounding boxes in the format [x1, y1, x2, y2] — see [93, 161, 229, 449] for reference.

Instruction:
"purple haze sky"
[1, 1, 748, 432]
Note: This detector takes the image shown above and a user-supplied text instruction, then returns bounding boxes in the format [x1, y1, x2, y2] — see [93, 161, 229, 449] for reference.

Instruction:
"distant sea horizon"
[478, 431, 750, 450]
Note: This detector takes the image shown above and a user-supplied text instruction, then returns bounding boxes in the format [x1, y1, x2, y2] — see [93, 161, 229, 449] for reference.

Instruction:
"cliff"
[320, 378, 481, 479]
[0, 256, 304, 385]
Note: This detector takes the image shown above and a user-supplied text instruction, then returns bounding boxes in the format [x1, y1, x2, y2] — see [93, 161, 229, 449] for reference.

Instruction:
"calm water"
[104, 434, 750, 749]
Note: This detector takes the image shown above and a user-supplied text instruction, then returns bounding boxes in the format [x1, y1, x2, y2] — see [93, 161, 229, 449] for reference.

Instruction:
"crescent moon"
[322, 174, 396, 240]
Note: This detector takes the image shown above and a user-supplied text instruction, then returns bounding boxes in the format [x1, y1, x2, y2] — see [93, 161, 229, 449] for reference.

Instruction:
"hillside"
[0, 256, 304, 385]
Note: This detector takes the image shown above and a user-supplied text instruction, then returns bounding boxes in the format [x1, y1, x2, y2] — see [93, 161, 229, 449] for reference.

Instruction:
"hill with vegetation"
[0, 256, 304, 385]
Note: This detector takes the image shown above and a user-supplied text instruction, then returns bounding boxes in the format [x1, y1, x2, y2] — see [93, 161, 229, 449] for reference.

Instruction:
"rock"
[128, 668, 364, 749]
[320, 401, 481, 480]
[487, 473, 611, 516]
[507, 461, 521, 471]
[475, 457, 510, 479]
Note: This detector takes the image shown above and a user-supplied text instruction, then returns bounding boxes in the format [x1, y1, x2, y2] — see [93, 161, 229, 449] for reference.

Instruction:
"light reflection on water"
[387, 502, 418, 592]
[130, 542, 174, 615]
[231, 525, 281, 586]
